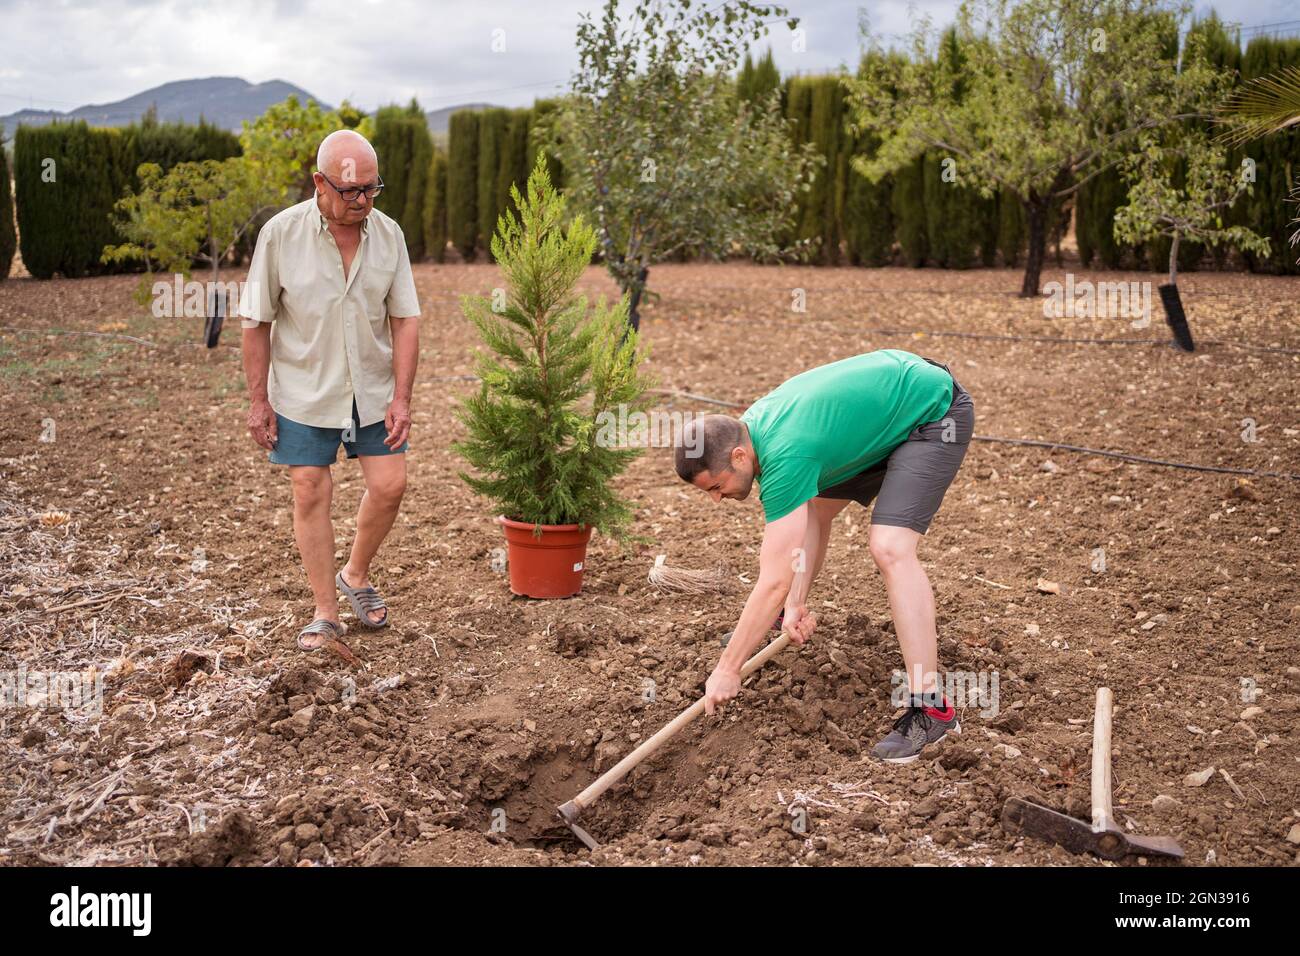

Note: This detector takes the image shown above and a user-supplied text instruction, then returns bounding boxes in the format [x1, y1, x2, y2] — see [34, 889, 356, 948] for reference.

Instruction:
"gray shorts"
[818, 358, 974, 534]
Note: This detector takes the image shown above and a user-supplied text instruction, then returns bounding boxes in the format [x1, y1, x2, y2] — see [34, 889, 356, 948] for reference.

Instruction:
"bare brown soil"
[1, 262, 1297, 866]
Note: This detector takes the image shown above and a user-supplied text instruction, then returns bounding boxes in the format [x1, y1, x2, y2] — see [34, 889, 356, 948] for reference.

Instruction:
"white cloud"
[0, 0, 1288, 115]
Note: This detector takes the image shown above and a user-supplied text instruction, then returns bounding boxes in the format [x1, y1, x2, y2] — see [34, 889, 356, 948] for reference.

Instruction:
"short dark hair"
[675, 415, 744, 483]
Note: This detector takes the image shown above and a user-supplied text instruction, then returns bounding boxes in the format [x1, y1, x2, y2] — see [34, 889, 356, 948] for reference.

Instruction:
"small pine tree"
[454, 156, 654, 539]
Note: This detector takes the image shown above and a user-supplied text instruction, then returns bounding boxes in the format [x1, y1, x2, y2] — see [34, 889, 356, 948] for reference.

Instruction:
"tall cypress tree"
[844, 128, 894, 266]
[0, 131, 15, 281]
[402, 123, 432, 260]
[996, 186, 1025, 267]
[477, 108, 510, 261]
[422, 147, 449, 263]
[446, 110, 479, 260]
[891, 155, 928, 267]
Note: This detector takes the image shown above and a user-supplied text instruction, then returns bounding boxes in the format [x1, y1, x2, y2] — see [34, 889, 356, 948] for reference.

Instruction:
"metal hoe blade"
[556, 800, 600, 850]
[1002, 797, 1184, 860]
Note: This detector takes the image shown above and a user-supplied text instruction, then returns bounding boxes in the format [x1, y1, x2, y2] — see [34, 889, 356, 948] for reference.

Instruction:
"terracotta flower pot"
[496, 516, 594, 599]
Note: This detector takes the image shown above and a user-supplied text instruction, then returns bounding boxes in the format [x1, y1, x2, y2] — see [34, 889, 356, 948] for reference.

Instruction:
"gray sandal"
[298, 618, 347, 652]
[336, 570, 389, 629]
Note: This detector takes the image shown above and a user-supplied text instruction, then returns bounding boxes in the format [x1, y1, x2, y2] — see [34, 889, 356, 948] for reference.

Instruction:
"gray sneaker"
[872, 706, 960, 764]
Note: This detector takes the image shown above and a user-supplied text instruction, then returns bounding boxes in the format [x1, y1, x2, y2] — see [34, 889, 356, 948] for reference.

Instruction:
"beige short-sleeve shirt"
[239, 198, 421, 429]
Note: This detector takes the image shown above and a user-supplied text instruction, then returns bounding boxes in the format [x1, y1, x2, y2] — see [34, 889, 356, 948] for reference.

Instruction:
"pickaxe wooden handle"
[558, 633, 793, 832]
[1091, 686, 1115, 834]
[1001, 686, 1184, 860]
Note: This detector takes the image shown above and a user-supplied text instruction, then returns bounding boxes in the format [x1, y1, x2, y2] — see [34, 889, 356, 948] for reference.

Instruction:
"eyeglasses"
[320, 173, 384, 202]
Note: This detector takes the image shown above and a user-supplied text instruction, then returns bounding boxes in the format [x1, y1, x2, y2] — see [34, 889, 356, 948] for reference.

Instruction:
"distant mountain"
[0, 77, 331, 134]
[425, 103, 498, 133]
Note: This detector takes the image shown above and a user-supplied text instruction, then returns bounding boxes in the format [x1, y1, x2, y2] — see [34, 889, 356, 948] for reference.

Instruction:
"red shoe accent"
[923, 704, 954, 722]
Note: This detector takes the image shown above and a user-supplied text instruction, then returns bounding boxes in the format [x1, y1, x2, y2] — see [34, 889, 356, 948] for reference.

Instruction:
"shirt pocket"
[359, 263, 396, 317]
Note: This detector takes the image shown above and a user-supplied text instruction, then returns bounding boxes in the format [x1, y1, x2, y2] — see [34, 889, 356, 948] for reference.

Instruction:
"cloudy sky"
[1, 0, 1294, 114]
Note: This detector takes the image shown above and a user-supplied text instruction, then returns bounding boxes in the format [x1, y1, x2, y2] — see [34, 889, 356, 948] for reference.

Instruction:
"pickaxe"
[557, 633, 794, 850]
[1001, 687, 1184, 861]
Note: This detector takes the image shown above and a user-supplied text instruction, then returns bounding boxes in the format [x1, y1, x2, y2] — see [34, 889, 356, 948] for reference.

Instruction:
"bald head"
[316, 129, 378, 184]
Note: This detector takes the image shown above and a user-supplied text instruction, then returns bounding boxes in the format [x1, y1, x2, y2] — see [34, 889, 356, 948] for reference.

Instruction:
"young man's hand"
[782, 603, 817, 645]
[704, 666, 741, 715]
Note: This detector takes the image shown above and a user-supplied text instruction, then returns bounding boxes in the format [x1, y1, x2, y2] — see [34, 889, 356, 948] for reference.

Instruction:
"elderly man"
[674, 350, 975, 763]
[239, 129, 420, 652]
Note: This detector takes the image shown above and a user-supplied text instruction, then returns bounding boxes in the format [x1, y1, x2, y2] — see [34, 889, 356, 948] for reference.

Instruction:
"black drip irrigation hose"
[694, 315, 1300, 354]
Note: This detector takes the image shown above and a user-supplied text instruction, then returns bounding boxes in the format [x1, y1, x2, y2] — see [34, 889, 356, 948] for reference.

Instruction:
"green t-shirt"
[739, 350, 954, 522]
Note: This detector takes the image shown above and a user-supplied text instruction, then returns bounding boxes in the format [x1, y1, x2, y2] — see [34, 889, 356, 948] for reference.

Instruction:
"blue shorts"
[268, 400, 408, 467]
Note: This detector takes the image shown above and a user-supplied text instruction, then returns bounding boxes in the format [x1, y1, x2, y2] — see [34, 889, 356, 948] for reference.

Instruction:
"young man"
[240, 129, 421, 652]
[674, 349, 975, 763]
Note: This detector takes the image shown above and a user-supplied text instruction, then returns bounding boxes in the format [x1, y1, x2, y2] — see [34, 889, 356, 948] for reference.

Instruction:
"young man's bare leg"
[340, 453, 407, 625]
[290, 465, 340, 647]
[868, 523, 939, 697]
[868, 522, 957, 762]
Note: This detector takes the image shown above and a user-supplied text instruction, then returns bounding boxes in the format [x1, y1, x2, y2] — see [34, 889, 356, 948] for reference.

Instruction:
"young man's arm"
[785, 500, 831, 626]
[385, 314, 419, 448]
[705, 502, 810, 715]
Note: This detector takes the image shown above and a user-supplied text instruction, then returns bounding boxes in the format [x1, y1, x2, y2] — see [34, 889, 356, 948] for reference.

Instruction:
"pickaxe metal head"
[557, 800, 601, 851]
[1001, 797, 1184, 861]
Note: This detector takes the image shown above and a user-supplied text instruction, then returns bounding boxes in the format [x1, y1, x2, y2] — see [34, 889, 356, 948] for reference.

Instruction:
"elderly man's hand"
[247, 399, 277, 450]
[385, 397, 412, 448]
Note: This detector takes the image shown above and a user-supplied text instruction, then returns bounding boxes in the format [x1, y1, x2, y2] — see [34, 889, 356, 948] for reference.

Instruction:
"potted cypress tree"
[454, 156, 653, 598]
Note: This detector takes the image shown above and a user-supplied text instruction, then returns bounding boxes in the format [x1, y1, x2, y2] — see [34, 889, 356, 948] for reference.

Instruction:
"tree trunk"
[1168, 228, 1180, 287]
[1020, 201, 1048, 298]
[626, 265, 649, 333]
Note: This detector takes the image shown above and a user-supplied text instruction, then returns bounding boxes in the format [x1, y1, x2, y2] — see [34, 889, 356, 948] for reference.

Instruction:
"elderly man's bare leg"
[340, 454, 407, 625]
[289, 465, 341, 647]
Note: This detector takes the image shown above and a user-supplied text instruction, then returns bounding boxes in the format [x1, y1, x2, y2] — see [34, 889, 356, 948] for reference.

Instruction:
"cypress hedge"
[14, 122, 134, 279]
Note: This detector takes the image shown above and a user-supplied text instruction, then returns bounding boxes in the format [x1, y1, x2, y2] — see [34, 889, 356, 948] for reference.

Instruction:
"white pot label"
[573, 562, 584, 572]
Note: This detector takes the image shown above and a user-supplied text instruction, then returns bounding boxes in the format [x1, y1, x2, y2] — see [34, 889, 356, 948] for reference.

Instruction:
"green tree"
[848, 0, 1222, 296]
[101, 158, 281, 305]
[1114, 123, 1269, 285]
[454, 156, 653, 539]
[541, 0, 817, 330]
[239, 95, 343, 203]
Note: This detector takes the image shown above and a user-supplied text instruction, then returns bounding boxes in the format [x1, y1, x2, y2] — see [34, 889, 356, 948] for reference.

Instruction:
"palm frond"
[1216, 65, 1300, 146]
